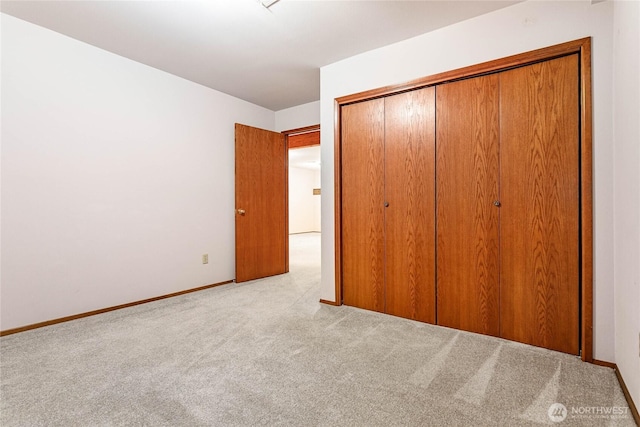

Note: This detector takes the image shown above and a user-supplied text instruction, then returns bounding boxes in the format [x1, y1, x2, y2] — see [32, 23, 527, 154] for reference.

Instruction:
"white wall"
[320, 0, 617, 362]
[0, 14, 275, 330]
[313, 169, 321, 233]
[612, 0, 640, 408]
[289, 167, 321, 234]
[275, 101, 320, 132]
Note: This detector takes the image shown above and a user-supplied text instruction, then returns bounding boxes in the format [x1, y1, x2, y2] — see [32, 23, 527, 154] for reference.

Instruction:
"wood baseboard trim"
[614, 365, 640, 426]
[592, 359, 639, 425]
[592, 358, 617, 369]
[319, 299, 340, 306]
[0, 280, 234, 337]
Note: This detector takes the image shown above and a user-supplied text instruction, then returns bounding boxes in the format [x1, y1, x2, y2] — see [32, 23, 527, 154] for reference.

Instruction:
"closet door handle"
[384, 202, 390, 207]
[493, 200, 501, 207]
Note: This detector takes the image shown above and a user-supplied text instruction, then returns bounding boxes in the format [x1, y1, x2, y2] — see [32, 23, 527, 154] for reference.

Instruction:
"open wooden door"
[235, 123, 288, 283]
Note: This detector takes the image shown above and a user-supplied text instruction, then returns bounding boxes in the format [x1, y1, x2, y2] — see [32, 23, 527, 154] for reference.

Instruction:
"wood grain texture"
[384, 88, 436, 323]
[579, 39, 593, 362]
[333, 39, 592, 357]
[341, 99, 385, 312]
[499, 55, 580, 355]
[235, 123, 287, 283]
[436, 75, 501, 336]
[288, 131, 320, 149]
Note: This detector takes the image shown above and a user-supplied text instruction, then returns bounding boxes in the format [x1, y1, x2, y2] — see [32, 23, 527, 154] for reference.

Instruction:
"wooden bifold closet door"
[340, 49, 583, 356]
[384, 88, 436, 323]
[499, 55, 580, 354]
[341, 88, 436, 323]
[436, 54, 580, 355]
[341, 98, 385, 312]
[436, 74, 501, 337]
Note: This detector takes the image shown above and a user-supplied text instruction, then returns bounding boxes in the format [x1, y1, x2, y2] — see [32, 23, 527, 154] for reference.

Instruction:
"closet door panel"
[499, 54, 580, 355]
[341, 99, 385, 312]
[436, 75, 501, 336]
[384, 87, 436, 323]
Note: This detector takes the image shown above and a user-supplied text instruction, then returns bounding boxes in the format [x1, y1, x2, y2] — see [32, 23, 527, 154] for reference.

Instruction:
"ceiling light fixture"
[258, 0, 280, 10]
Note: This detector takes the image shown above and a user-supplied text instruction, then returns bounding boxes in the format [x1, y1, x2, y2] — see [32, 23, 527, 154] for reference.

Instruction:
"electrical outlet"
[202, 254, 208, 264]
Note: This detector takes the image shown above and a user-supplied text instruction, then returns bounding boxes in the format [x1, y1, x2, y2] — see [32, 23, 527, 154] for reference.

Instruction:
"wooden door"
[384, 88, 436, 323]
[436, 75, 501, 336]
[341, 99, 385, 311]
[235, 123, 287, 283]
[499, 55, 580, 354]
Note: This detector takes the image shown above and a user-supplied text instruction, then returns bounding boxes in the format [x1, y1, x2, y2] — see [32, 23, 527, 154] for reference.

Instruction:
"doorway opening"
[284, 125, 321, 269]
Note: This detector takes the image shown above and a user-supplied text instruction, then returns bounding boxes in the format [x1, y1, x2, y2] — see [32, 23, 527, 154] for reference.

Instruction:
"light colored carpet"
[0, 233, 635, 426]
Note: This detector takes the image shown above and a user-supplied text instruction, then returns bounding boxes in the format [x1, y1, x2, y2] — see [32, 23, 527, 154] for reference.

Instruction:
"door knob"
[237, 209, 246, 215]
[384, 202, 389, 207]
[493, 201, 501, 207]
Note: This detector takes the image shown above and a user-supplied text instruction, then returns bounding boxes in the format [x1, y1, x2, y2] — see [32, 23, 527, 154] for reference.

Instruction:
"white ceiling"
[1, 0, 519, 111]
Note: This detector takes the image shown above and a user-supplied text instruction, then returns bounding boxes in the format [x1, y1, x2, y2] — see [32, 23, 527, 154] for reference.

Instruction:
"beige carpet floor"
[0, 233, 635, 426]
